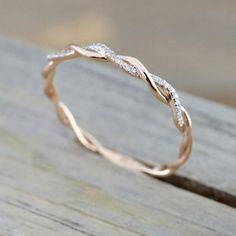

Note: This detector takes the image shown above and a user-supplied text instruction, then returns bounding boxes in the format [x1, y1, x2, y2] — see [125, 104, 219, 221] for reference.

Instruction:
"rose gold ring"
[42, 43, 192, 177]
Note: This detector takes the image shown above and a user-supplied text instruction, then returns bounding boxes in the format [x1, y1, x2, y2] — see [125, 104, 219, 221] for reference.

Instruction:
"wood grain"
[0, 37, 236, 235]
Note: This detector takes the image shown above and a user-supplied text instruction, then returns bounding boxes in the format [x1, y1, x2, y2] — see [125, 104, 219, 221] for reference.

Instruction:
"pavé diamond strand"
[44, 42, 192, 177]
[47, 48, 74, 60]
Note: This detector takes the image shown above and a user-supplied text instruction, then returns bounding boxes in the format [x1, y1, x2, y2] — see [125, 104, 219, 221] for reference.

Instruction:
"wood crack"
[159, 174, 236, 208]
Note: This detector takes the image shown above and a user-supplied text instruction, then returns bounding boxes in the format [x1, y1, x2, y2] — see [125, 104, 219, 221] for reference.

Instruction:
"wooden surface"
[0, 37, 236, 235]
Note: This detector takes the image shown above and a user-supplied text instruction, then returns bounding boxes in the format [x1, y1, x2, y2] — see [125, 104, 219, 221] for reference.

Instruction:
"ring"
[42, 43, 192, 177]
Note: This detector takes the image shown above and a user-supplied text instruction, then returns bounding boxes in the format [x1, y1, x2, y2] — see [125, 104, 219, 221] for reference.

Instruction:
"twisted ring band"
[42, 43, 192, 177]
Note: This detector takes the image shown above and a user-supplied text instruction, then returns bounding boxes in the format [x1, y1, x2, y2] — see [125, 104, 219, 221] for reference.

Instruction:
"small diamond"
[107, 53, 116, 61]
[165, 83, 171, 90]
[173, 93, 179, 100]
[162, 81, 168, 88]
[174, 100, 180, 107]
[158, 80, 164, 86]
[129, 66, 138, 75]
[121, 63, 130, 72]
[114, 56, 123, 65]
[169, 88, 175, 94]
[47, 48, 74, 60]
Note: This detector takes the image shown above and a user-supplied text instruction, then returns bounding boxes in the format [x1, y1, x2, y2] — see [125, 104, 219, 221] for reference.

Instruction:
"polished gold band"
[42, 43, 192, 177]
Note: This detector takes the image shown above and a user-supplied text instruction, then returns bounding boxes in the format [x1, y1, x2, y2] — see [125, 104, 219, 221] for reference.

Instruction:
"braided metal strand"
[42, 43, 192, 177]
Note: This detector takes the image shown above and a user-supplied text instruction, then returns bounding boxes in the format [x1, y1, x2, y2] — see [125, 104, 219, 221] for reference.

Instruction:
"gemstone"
[47, 48, 74, 60]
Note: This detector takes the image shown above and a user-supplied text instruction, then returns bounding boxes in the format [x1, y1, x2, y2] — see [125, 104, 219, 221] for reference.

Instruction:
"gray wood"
[0, 37, 236, 235]
[1, 37, 236, 196]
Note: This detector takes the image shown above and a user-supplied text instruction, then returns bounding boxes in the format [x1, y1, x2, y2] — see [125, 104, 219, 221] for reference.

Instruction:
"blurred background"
[0, 0, 235, 107]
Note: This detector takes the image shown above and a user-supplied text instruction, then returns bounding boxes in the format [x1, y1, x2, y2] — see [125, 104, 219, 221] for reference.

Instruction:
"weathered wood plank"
[0, 184, 138, 236]
[0, 37, 236, 235]
[0, 135, 236, 236]
[0, 37, 236, 196]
